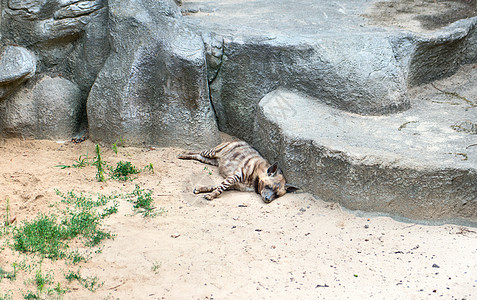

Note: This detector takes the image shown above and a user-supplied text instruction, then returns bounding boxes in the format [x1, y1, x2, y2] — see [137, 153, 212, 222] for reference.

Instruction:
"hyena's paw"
[204, 190, 221, 200]
[193, 186, 215, 194]
[204, 193, 215, 201]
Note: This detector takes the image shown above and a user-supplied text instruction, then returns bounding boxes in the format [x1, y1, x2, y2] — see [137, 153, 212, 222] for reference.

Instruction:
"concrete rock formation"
[182, 0, 477, 141]
[0, 76, 82, 139]
[86, 0, 220, 148]
[0, 46, 36, 100]
[254, 88, 476, 224]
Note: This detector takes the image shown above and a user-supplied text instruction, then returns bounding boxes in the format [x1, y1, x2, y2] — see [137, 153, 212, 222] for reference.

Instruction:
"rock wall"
[87, 0, 220, 148]
[0, 0, 220, 147]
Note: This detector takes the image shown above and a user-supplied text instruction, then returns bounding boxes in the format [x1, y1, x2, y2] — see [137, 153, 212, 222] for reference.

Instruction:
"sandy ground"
[0, 138, 476, 299]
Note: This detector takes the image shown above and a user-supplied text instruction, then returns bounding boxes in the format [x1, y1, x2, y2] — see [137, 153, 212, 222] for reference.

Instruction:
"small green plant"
[65, 269, 103, 292]
[13, 213, 67, 260]
[34, 262, 53, 296]
[57, 144, 154, 183]
[94, 144, 106, 182]
[50, 282, 68, 296]
[73, 153, 92, 168]
[126, 185, 157, 217]
[112, 143, 118, 155]
[143, 163, 154, 174]
[2, 197, 13, 235]
[204, 166, 212, 175]
[151, 261, 161, 274]
[56, 153, 93, 169]
[111, 161, 139, 181]
[100, 202, 119, 218]
[22, 261, 54, 299]
[62, 207, 113, 247]
[65, 269, 81, 282]
[56, 190, 120, 212]
[68, 250, 89, 264]
[82, 275, 103, 292]
[0, 290, 13, 300]
[13, 190, 117, 260]
[23, 291, 37, 299]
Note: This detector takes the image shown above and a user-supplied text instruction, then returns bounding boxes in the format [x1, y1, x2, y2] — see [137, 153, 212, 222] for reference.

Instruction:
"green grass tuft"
[65, 269, 103, 291]
[13, 190, 118, 261]
[111, 161, 139, 181]
[13, 214, 67, 260]
[125, 185, 166, 217]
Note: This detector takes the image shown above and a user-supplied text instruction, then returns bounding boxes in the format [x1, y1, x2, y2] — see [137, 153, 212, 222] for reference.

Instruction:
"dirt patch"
[364, 0, 477, 32]
[0, 138, 476, 299]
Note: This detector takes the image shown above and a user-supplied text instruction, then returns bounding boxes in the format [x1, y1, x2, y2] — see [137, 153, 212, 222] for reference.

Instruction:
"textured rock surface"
[0, 76, 82, 139]
[182, 0, 477, 142]
[253, 84, 477, 224]
[206, 35, 409, 141]
[87, 0, 220, 148]
[1, 0, 105, 45]
[0, 0, 109, 84]
[406, 19, 477, 86]
[0, 46, 36, 100]
[0, 0, 110, 136]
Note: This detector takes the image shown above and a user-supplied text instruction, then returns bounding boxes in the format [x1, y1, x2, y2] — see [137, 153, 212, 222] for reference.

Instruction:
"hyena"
[178, 141, 298, 203]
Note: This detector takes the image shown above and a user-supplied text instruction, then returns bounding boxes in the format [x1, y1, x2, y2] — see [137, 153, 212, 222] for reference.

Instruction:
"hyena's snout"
[261, 188, 277, 203]
[260, 187, 286, 203]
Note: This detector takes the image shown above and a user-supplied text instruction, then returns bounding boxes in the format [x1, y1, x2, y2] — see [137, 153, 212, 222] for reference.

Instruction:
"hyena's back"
[207, 141, 268, 180]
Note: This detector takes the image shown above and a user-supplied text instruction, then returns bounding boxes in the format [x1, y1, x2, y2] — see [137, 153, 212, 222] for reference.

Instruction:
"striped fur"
[178, 141, 298, 202]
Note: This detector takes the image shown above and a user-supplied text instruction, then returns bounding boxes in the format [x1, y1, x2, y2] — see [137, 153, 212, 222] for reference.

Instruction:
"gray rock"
[87, 0, 220, 148]
[72, 7, 111, 99]
[1, 0, 110, 97]
[1, 0, 105, 45]
[406, 18, 477, 86]
[0, 76, 82, 139]
[0, 46, 36, 100]
[207, 35, 409, 141]
[35, 77, 82, 139]
[183, 0, 412, 142]
[253, 88, 477, 224]
[182, 0, 477, 143]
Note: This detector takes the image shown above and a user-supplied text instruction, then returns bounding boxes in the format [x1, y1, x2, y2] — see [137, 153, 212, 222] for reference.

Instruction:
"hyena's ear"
[267, 162, 280, 177]
[285, 184, 299, 193]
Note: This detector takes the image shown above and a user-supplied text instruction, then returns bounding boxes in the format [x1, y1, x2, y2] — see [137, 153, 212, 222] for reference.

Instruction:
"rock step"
[184, 0, 477, 142]
[253, 86, 477, 225]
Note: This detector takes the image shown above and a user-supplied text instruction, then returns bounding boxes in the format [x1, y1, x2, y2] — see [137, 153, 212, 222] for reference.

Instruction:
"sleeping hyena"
[178, 141, 298, 203]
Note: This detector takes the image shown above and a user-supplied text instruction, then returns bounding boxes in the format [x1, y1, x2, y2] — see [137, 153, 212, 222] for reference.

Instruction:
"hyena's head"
[258, 162, 299, 203]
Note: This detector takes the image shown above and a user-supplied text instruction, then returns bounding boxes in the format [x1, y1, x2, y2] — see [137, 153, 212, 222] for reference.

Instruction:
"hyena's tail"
[177, 142, 231, 166]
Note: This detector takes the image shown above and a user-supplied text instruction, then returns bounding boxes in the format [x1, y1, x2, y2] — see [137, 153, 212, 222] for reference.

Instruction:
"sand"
[0, 137, 476, 299]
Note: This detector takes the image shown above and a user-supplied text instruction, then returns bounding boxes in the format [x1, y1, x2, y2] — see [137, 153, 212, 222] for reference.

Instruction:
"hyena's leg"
[200, 172, 243, 200]
[177, 151, 218, 166]
[177, 142, 230, 166]
[198, 142, 229, 158]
